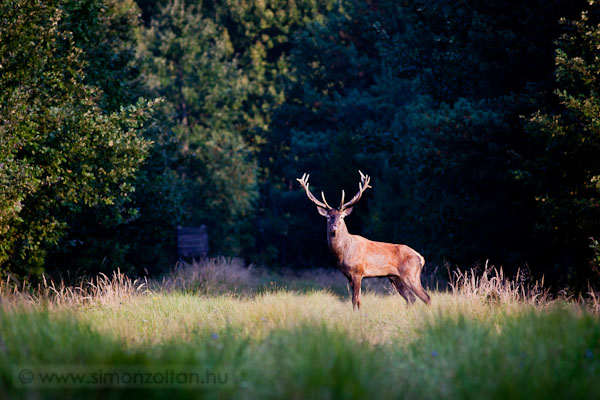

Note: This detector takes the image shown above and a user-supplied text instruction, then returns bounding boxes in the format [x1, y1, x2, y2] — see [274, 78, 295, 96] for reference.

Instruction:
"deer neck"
[327, 220, 352, 259]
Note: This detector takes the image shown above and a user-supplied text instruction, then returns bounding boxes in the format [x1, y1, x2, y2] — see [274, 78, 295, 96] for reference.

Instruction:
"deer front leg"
[343, 272, 353, 298]
[351, 275, 362, 310]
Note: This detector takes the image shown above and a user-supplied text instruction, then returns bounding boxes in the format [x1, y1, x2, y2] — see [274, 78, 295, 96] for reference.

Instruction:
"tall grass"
[2, 257, 598, 310]
[448, 260, 600, 310]
[0, 257, 395, 308]
[0, 269, 148, 310]
[448, 262, 550, 305]
[1, 258, 600, 399]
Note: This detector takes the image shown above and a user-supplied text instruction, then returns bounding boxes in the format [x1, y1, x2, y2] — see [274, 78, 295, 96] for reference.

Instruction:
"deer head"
[296, 171, 371, 235]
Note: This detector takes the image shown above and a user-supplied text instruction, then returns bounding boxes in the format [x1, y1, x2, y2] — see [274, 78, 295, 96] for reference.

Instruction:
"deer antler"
[340, 170, 371, 210]
[296, 173, 332, 210]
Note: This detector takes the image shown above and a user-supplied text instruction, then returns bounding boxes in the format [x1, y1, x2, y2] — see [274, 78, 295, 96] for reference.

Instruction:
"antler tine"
[340, 170, 372, 210]
[321, 191, 333, 209]
[358, 170, 372, 189]
[296, 173, 331, 209]
[339, 190, 345, 209]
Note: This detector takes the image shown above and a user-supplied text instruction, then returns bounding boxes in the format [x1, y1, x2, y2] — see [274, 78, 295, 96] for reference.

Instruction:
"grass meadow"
[1, 258, 599, 399]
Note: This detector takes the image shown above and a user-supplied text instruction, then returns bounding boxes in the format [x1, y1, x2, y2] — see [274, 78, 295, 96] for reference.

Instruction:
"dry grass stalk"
[0, 269, 148, 309]
[158, 257, 256, 293]
[448, 260, 552, 306]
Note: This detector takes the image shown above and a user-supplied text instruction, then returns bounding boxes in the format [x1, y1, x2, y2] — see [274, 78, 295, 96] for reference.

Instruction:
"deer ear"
[317, 206, 328, 216]
[342, 207, 353, 217]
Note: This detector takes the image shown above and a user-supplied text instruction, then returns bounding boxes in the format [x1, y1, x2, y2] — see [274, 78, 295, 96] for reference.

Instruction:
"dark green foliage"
[0, 0, 155, 276]
[212, 0, 340, 147]
[62, 0, 144, 111]
[518, 3, 600, 277]
[137, 0, 258, 255]
[590, 237, 600, 277]
[376, 0, 591, 272]
[383, 98, 527, 262]
[2, 0, 600, 281]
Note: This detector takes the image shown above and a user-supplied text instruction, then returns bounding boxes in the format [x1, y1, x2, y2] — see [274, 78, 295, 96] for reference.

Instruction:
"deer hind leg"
[400, 257, 431, 305]
[389, 277, 416, 305]
[404, 271, 431, 305]
[407, 281, 431, 304]
[413, 258, 431, 304]
[351, 275, 362, 310]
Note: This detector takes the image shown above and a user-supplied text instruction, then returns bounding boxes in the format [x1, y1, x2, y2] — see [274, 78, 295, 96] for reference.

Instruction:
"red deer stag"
[297, 171, 430, 309]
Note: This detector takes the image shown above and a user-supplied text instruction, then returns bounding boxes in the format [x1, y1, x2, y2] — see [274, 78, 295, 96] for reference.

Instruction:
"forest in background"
[1, 0, 600, 286]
